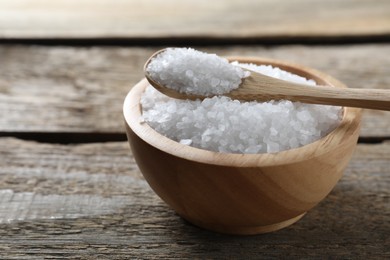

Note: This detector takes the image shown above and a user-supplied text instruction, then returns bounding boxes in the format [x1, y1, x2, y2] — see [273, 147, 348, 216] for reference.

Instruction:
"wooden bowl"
[123, 57, 362, 235]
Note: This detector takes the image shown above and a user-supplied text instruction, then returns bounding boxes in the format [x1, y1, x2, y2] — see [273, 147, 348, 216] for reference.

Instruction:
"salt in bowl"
[123, 57, 362, 235]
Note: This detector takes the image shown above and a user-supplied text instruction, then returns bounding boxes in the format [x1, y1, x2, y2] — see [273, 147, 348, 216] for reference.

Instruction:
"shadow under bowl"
[123, 57, 362, 235]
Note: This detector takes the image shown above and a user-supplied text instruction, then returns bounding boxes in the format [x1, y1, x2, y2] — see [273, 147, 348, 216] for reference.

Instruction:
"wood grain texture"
[0, 45, 389, 137]
[0, 0, 389, 41]
[0, 137, 388, 258]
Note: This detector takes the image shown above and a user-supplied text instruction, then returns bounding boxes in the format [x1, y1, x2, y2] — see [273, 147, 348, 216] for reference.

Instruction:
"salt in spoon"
[144, 49, 390, 111]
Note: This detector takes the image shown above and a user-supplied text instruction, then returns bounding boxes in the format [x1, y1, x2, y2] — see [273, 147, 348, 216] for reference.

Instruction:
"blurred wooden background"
[0, 0, 389, 258]
[1, 0, 389, 40]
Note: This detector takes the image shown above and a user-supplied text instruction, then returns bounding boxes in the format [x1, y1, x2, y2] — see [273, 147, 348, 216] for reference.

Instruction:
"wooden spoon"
[144, 50, 390, 111]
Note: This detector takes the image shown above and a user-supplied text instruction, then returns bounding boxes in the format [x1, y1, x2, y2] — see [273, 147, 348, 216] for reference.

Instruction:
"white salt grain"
[146, 48, 250, 96]
[141, 62, 342, 154]
[179, 139, 193, 146]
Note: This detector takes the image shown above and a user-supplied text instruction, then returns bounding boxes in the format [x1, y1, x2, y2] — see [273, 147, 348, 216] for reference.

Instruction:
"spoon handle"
[233, 73, 390, 111]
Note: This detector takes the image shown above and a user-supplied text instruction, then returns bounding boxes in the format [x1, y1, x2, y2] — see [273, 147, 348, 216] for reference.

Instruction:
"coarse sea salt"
[141, 60, 342, 154]
[146, 48, 250, 96]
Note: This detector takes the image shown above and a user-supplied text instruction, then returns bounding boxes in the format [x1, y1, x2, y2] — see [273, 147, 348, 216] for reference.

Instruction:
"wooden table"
[0, 1, 389, 258]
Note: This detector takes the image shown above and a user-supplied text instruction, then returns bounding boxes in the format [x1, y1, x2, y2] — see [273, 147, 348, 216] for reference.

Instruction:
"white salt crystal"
[297, 110, 311, 121]
[140, 61, 342, 154]
[179, 139, 193, 146]
[267, 142, 280, 153]
[146, 48, 249, 96]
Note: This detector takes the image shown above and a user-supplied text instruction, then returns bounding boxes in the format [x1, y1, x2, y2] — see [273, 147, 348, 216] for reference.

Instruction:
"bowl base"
[184, 213, 306, 235]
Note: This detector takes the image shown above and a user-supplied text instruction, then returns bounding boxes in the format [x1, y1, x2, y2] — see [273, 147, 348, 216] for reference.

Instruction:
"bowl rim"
[124, 56, 362, 167]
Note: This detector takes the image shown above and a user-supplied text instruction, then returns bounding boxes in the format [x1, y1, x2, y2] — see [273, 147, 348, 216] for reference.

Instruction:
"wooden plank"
[0, 137, 388, 258]
[0, 45, 389, 137]
[0, 0, 389, 41]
